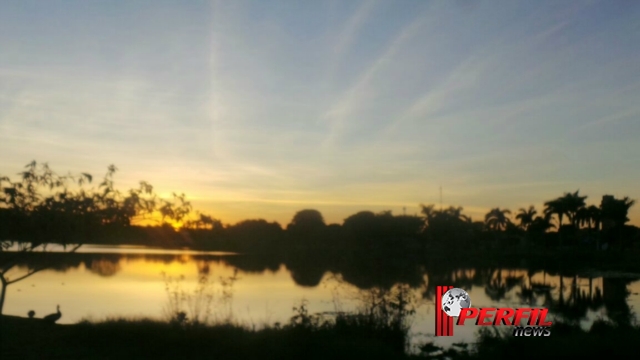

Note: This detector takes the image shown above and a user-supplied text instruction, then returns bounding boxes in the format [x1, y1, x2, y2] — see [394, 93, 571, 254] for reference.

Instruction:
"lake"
[3, 245, 640, 351]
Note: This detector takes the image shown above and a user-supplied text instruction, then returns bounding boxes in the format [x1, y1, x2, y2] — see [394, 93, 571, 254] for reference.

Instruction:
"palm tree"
[562, 190, 588, 227]
[529, 215, 555, 234]
[484, 208, 511, 231]
[576, 207, 591, 229]
[444, 206, 465, 220]
[587, 205, 601, 231]
[515, 206, 537, 231]
[420, 204, 436, 229]
[600, 196, 635, 229]
[421, 204, 469, 228]
[543, 198, 568, 228]
[544, 190, 587, 228]
[420, 204, 475, 243]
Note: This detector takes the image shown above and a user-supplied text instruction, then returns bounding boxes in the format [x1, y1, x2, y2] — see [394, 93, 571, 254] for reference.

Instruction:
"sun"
[131, 211, 185, 230]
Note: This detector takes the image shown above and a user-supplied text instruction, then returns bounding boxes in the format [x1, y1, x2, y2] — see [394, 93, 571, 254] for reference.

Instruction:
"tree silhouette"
[342, 210, 422, 244]
[226, 219, 283, 252]
[562, 190, 588, 227]
[587, 205, 602, 231]
[543, 198, 568, 228]
[343, 211, 377, 237]
[185, 212, 222, 230]
[515, 206, 537, 231]
[575, 207, 590, 230]
[528, 215, 555, 234]
[0, 161, 87, 313]
[287, 209, 326, 232]
[484, 208, 511, 231]
[544, 190, 587, 229]
[600, 195, 635, 229]
[419, 204, 474, 242]
[159, 192, 193, 226]
[420, 204, 436, 231]
[0, 161, 206, 314]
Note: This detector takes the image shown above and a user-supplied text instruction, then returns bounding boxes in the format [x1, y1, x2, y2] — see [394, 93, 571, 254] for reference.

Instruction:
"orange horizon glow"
[1, 2, 639, 232]
[133, 192, 640, 229]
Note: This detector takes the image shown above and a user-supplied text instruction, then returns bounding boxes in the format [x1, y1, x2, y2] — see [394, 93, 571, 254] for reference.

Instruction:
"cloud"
[1, 1, 639, 226]
[327, 0, 379, 77]
[321, 12, 427, 148]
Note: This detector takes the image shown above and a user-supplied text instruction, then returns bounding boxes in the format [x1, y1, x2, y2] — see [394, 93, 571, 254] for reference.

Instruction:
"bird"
[43, 305, 62, 323]
[28, 310, 35, 319]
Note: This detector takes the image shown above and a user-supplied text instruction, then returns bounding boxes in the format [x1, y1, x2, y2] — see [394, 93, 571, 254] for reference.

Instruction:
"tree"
[587, 205, 602, 231]
[287, 209, 326, 235]
[343, 211, 377, 240]
[420, 205, 468, 227]
[576, 207, 591, 229]
[418, 204, 476, 243]
[184, 212, 222, 230]
[528, 215, 555, 234]
[543, 198, 565, 228]
[515, 206, 537, 231]
[544, 190, 587, 228]
[580, 204, 603, 250]
[226, 219, 283, 251]
[484, 208, 511, 231]
[420, 204, 436, 231]
[342, 210, 422, 242]
[0, 161, 90, 313]
[562, 190, 588, 227]
[575, 204, 601, 232]
[0, 161, 196, 314]
[159, 192, 193, 226]
[600, 195, 635, 229]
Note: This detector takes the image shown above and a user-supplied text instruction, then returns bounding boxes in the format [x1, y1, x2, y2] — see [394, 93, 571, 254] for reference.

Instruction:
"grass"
[0, 280, 420, 359]
[417, 319, 640, 359]
[1, 281, 418, 359]
[0, 314, 412, 360]
[3, 313, 640, 359]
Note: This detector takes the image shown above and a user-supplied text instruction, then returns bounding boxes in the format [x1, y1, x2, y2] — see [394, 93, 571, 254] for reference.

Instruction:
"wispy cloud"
[326, 0, 379, 79]
[1, 0, 639, 225]
[321, 11, 427, 148]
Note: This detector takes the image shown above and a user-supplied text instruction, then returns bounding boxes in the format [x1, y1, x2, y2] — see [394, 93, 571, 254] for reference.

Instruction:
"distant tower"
[440, 186, 443, 210]
[403, 207, 406, 216]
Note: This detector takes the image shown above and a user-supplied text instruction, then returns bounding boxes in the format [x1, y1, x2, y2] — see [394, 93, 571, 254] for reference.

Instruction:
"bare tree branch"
[4, 244, 81, 285]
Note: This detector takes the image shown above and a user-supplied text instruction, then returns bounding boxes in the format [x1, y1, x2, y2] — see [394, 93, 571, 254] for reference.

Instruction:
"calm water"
[3, 245, 640, 350]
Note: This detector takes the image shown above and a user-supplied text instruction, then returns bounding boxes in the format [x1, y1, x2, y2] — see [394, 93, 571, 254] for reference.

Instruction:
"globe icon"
[441, 288, 471, 317]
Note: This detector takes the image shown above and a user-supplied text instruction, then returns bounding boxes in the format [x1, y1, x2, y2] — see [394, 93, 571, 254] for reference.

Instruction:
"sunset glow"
[1, 1, 639, 226]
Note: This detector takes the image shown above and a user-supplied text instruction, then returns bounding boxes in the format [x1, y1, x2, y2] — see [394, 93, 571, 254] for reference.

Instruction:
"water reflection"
[88, 258, 121, 277]
[2, 246, 639, 347]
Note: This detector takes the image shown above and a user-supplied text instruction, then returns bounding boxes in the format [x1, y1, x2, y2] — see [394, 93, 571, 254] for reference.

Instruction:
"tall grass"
[0, 271, 420, 358]
[283, 283, 419, 355]
[161, 269, 240, 327]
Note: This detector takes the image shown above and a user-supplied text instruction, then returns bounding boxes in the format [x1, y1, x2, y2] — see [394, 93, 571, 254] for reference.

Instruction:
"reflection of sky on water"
[6, 243, 238, 256]
[5, 255, 347, 326]
[3, 246, 639, 351]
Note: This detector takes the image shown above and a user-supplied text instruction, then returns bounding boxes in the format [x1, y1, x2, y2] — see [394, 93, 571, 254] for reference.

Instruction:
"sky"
[1, 0, 639, 226]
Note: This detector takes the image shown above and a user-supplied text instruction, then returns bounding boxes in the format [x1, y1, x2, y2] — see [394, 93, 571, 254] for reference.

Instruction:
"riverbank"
[1, 315, 411, 360]
[3, 315, 640, 359]
[433, 320, 640, 359]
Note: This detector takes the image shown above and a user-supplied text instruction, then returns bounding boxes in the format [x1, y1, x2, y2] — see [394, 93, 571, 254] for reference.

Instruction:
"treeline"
[1, 162, 638, 253]
[145, 190, 638, 255]
[0, 161, 197, 246]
